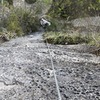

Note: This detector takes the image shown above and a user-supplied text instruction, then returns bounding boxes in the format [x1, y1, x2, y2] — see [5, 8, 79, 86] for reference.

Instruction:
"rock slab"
[0, 32, 100, 100]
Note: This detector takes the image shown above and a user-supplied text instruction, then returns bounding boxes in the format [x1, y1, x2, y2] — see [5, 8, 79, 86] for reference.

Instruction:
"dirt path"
[0, 33, 100, 100]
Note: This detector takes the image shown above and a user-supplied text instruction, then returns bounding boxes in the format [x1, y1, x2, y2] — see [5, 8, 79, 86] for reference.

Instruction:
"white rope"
[46, 40, 62, 100]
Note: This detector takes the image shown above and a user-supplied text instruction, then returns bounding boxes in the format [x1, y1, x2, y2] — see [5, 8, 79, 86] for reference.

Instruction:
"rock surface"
[0, 32, 100, 100]
[72, 17, 100, 27]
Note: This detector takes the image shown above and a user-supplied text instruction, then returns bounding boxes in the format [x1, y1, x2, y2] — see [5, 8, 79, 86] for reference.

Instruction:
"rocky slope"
[0, 32, 100, 100]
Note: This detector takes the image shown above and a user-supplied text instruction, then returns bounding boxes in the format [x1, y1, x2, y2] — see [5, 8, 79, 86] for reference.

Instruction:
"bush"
[44, 17, 68, 32]
[1, 8, 40, 37]
[6, 0, 13, 5]
[88, 33, 100, 47]
[49, 0, 100, 20]
[0, 27, 17, 40]
[13, 8, 40, 33]
[5, 12, 23, 36]
[43, 32, 96, 45]
[21, 12, 40, 33]
[25, 0, 36, 4]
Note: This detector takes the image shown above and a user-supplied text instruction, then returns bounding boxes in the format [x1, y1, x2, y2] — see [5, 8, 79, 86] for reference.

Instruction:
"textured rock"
[72, 17, 100, 27]
[0, 32, 100, 100]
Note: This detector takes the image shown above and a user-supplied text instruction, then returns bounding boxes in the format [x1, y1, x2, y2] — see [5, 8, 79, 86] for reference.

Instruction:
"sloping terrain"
[0, 33, 100, 100]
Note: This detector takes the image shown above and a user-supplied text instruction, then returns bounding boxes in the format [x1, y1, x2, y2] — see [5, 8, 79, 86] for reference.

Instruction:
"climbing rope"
[46, 40, 62, 100]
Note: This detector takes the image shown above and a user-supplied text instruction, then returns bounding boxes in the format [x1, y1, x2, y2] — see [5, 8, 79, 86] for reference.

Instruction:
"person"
[40, 18, 51, 29]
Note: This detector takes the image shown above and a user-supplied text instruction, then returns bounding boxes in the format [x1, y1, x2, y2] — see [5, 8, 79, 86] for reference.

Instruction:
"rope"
[46, 40, 62, 100]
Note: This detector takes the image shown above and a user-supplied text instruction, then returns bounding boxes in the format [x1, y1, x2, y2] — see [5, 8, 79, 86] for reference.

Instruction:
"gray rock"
[0, 32, 100, 100]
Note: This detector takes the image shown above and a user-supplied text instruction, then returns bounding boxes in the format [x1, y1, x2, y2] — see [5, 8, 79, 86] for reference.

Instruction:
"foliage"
[0, 27, 16, 41]
[44, 16, 69, 32]
[0, 0, 51, 40]
[25, 0, 36, 4]
[5, 0, 13, 5]
[0, 7, 40, 38]
[20, 11, 40, 33]
[88, 33, 100, 47]
[49, 0, 100, 19]
[43, 32, 100, 45]
[42, 0, 52, 5]
[45, 17, 61, 31]
[5, 11, 23, 36]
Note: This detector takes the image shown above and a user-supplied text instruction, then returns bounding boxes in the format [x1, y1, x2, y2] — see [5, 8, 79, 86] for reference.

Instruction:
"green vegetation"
[5, 11, 23, 36]
[25, 0, 36, 4]
[0, 0, 13, 5]
[0, 0, 52, 41]
[0, 7, 40, 40]
[49, 0, 100, 20]
[43, 32, 100, 46]
[17, 9, 40, 33]
[89, 33, 100, 47]
[45, 0, 100, 56]
[42, 0, 52, 5]
[6, 0, 13, 5]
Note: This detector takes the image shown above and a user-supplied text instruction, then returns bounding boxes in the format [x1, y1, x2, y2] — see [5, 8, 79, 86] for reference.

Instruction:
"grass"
[88, 33, 100, 47]
[43, 32, 95, 45]
[42, 0, 52, 4]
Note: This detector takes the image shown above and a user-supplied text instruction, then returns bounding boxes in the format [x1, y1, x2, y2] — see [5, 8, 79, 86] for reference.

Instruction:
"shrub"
[6, 0, 13, 5]
[13, 8, 40, 33]
[43, 32, 96, 45]
[88, 33, 100, 47]
[49, 0, 100, 20]
[46, 18, 59, 31]
[25, 0, 36, 4]
[5, 12, 23, 36]
[1, 8, 40, 37]
[21, 12, 40, 33]
[0, 27, 16, 40]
